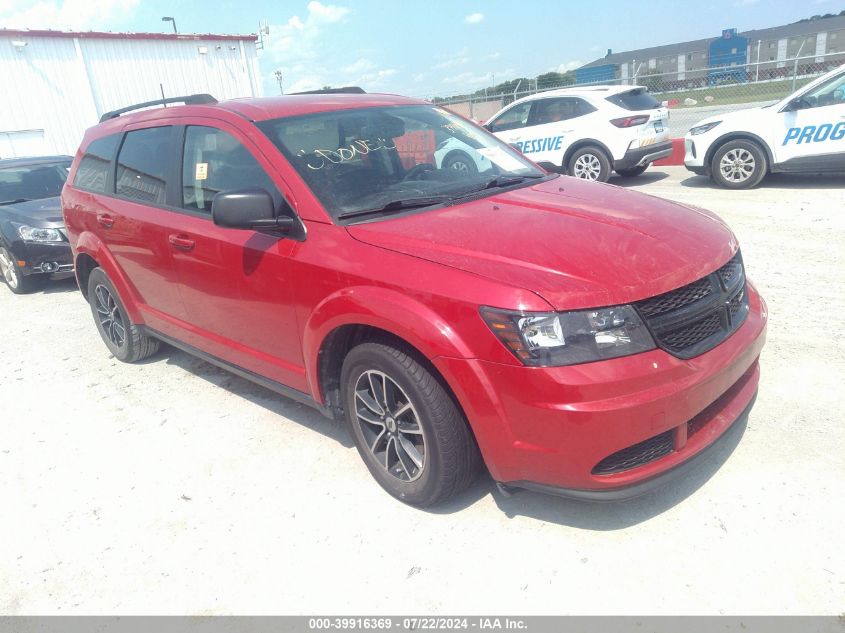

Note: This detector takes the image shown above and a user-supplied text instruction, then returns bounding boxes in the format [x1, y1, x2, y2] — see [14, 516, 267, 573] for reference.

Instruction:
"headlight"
[481, 305, 655, 367]
[16, 224, 63, 243]
[689, 121, 721, 136]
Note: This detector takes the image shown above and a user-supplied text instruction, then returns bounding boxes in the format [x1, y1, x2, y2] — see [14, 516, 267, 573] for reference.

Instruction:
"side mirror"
[211, 188, 294, 235]
[483, 123, 493, 131]
[785, 97, 807, 112]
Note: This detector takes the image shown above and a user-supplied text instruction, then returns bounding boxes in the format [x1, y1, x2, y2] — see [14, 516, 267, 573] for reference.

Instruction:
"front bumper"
[684, 136, 709, 174]
[614, 140, 673, 170]
[8, 239, 73, 275]
[434, 283, 767, 497]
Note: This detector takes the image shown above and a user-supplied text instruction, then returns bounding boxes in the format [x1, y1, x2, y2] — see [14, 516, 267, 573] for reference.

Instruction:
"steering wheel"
[403, 163, 436, 181]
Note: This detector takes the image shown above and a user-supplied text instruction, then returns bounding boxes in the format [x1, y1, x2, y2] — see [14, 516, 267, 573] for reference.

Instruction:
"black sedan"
[0, 156, 74, 294]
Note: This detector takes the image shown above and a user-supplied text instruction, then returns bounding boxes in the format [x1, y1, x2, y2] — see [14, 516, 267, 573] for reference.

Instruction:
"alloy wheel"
[94, 284, 126, 348]
[449, 160, 470, 172]
[353, 369, 426, 482]
[0, 248, 19, 289]
[573, 153, 602, 180]
[719, 148, 755, 183]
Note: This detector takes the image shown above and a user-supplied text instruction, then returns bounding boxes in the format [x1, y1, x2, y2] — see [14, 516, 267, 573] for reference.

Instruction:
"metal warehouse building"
[576, 14, 845, 85]
[0, 29, 262, 158]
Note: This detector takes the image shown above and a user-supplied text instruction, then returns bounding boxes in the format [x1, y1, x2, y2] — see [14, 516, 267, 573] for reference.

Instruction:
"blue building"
[575, 63, 616, 85]
[574, 15, 845, 88]
[707, 29, 749, 85]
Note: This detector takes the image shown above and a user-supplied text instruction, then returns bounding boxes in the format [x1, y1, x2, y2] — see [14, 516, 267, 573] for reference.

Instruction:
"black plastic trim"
[140, 326, 333, 418]
[99, 94, 217, 122]
[614, 141, 673, 170]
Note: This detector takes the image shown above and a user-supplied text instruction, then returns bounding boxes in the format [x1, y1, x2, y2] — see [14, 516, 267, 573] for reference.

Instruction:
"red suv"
[62, 92, 767, 507]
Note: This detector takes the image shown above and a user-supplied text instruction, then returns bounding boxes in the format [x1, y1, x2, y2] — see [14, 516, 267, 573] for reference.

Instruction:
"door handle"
[168, 234, 195, 251]
[96, 213, 114, 228]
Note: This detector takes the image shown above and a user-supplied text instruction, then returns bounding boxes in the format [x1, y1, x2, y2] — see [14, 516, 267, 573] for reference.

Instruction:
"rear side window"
[181, 126, 279, 213]
[116, 127, 171, 204]
[531, 97, 597, 124]
[74, 134, 119, 193]
[606, 89, 661, 111]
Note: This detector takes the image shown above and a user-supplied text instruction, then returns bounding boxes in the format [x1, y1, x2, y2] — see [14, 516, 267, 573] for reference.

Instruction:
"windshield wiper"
[338, 196, 449, 221]
[0, 198, 32, 205]
[453, 174, 545, 199]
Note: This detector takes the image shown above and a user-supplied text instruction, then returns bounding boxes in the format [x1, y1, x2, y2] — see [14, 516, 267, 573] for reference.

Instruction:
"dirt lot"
[1, 167, 843, 615]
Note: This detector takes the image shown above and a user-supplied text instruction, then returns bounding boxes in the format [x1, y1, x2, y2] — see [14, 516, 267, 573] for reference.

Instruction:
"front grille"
[592, 430, 674, 475]
[637, 277, 713, 318]
[661, 312, 722, 350]
[635, 252, 749, 359]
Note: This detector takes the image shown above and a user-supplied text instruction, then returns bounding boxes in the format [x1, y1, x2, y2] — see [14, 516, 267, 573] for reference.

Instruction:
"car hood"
[346, 177, 737, 310]
[691, 102, 777, 131]
[0, 197, 64, 227]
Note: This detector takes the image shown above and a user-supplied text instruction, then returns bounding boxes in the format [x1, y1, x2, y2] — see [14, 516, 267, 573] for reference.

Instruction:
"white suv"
[684, 63, 845, 188]
[484, 85, 671, 182]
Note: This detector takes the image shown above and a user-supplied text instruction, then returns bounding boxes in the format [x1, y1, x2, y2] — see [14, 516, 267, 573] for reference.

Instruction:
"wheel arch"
[562, 139, 614, 169]
[73, 231, 143, 321]
[303, 287, 475, 413]
[704, 132, 774, 174]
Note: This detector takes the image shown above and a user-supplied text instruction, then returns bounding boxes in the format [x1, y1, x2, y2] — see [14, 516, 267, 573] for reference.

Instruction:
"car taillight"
[610, 115, 650, 128]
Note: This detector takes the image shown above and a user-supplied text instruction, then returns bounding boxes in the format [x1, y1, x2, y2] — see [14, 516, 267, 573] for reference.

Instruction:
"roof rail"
[99, 94, 218, 123]
[290, 86, 366, 95]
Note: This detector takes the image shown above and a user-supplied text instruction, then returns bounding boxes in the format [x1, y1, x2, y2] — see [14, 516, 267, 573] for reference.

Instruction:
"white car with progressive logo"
[484, 85, 672, 182]
[684, 63, 845, 188]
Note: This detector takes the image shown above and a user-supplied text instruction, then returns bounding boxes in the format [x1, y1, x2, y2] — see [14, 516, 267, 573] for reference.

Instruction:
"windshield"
[0, 161, 70, 205]
[257, 104, 546, 221]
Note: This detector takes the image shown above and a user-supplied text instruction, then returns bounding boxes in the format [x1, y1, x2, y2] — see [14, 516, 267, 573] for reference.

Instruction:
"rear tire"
[87, 267, 159, 363]
[0, 246, 44, 295]
[710, 140, 767, 189]
[341, 341, 480, 507]
[615, 164, 649, 178]
[567, 146, 611, 182]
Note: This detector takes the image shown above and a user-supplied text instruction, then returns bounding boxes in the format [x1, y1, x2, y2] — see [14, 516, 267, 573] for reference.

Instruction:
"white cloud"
[433, 46, 470, 69]
[433, 56, 470, 69]
[464, 12, 484, 24]
[0, 0, 139, 30]
[555, 60, 583, 73]
[306, 0, 350, 22]
[356, 68, 397, 87]
[443, 68, 514, 86]
[264, 1, 352, 94]
[342, 58, 376, 74]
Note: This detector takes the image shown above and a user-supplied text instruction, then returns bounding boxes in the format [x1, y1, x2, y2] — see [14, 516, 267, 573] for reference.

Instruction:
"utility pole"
[274, 70, 284, 95]
[756, 39, 761, 82]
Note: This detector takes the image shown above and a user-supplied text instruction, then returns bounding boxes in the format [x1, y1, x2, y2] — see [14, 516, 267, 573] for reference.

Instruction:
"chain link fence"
[435, 52, 845, 135]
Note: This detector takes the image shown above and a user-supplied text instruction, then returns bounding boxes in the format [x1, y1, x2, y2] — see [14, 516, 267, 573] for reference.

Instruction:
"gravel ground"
[1, 167, 843, 615]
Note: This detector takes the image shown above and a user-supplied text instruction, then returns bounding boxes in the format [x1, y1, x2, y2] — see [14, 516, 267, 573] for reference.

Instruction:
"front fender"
[303, 286, 474, 403]
[74, 230, 144, 323]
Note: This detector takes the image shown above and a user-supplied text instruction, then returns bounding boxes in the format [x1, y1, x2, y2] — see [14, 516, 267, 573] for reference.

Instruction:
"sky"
[0, 0, 841, 97]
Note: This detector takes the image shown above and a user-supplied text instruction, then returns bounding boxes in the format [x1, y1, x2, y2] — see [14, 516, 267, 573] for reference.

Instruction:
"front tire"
[0, 246, 45, 294]
[341, 341, 480, 507]
[567, 146, 611, 182]
[711, 140, 767, 189]
[441, 150, 478, 176]
[87, 267, 159, 363]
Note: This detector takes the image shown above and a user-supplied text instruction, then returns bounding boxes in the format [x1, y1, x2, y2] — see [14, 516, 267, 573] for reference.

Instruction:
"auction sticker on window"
[195, 162, 208, 181]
